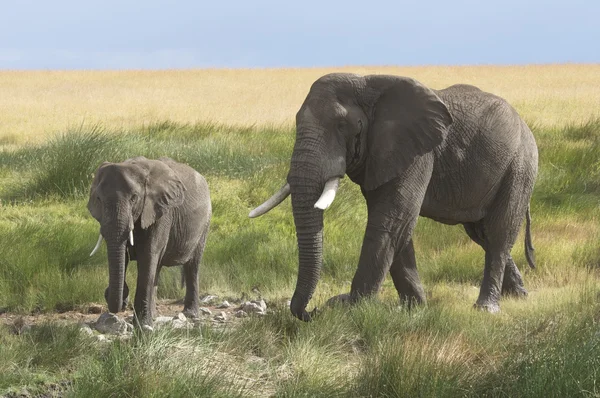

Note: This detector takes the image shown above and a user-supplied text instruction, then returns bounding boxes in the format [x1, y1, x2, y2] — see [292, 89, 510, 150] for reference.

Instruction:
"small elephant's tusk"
[90, 233, 103, 257]
[313, 178, 340, 210]
[129, 230, 134, 246]
[249, 183, 291, 218]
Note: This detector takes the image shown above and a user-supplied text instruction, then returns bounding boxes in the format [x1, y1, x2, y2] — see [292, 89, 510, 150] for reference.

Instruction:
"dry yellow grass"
[1, 64, 599, 144]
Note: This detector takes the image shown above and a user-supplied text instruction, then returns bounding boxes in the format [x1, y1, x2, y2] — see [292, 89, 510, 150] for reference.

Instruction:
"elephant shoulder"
[159, 157, 207, 190]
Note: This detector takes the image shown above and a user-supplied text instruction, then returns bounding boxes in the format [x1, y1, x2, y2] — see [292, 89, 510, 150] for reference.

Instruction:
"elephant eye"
[130, 194, 138, 202]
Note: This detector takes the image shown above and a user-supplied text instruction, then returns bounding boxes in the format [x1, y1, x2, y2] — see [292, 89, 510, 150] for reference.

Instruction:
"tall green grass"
[1, 119, 600, 396]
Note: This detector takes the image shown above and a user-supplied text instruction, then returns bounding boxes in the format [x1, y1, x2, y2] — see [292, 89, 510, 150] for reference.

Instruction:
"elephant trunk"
[106, 239, 127, 313]
[102, 205, 132, 314]
[290, 184, 324, 321]
[287, 129, 346, 321]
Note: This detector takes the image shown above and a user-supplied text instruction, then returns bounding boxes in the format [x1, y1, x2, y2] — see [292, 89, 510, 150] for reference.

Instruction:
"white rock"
[235, 310, 248, 318]
[251, 299, 267, 312]
[213, 311, 227, 322]
[242, 301, 266, 315]
[155, 316, 174, 325]
[95, 313, 128, 335]
[79, 324, 94, 336]
[96, 334, 110, 343]
[177, 313, 187, 321]
[216, 300, 231, 309]
[199, 307, 212, 316]
[142, 325, 154, 332]
[201, 295, 218, 304]
[172, 319, 193, 329]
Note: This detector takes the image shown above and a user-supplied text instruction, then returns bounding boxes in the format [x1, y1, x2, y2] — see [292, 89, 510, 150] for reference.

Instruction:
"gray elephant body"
[252, 73, 538, 320]
[88, 156, 211, 326]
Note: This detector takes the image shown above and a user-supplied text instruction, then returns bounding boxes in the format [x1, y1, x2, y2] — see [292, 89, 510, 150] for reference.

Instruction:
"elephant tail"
[524, 206, 536, 269]
[180, 267, 186, 289]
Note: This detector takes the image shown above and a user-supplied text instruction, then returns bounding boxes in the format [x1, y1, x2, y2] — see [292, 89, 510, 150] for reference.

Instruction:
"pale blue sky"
[1, 0, 598, 69]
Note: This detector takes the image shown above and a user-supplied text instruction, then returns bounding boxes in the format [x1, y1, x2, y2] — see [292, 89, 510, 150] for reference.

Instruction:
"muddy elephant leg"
[464, 222, 527, 298]
[389, 238, 426, 307]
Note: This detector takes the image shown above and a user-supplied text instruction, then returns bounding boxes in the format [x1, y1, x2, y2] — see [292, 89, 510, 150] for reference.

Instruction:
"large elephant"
[88, 156, 211, 326]
[250, 73, 538, 321]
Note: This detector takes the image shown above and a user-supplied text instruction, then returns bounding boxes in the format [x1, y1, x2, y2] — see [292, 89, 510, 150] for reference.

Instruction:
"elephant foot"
[473, 301, 501, 313]
[325, 293, 352, 308]
[399, 293, 426, 309]
[182, 307, 199, 320]
[133, 314, 153, 328]
[501, 284, 528, 299]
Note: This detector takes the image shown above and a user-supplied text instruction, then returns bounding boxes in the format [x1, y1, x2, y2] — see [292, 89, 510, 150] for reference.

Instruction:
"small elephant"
[88, 156, 211, 326]
[251, 73, 538, 321]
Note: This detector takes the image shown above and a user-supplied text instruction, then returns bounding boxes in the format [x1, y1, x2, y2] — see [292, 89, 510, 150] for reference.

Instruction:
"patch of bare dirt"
[0, 296, 266, 332]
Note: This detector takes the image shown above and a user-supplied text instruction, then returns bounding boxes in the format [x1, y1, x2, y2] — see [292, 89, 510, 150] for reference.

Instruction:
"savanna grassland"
[1, 65, 600, 397]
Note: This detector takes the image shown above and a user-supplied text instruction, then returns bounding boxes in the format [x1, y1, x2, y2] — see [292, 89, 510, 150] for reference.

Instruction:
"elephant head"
[250, 73, 452, 321]
[87, 156, 185, 313]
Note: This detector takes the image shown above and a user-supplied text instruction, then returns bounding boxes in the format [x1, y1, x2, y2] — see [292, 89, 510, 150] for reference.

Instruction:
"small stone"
[199, 307, 212, 316]
[201, 295, 218, 304]
[88, 304, 103, 314]
[216, 300, 231, 309]
[154, 316, 174, 326]
[172, 319, 193, 329]
[79, 324, 94, 336]
[142, 325, 154, 332]
[242, 301, 266, 315]
[213, 311, 227, 322]
[251, 299, 267, 312]
[95, 312, 128, 335]
[177, 313, 187, 321]
[96, 334, 109, 343]
[235, 310, 248, 318]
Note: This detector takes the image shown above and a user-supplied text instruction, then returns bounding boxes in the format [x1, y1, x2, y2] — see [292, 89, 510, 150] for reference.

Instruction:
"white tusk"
[314, 178, 340, 210]
[249, 183, 291, 218]
[90, 233, 103, 257]
[129, 230, 134, 246]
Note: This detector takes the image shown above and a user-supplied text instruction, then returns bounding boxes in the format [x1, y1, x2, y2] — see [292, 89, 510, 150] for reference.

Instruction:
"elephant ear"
[363, 75, 453, 191]
[87, 161, 111, 222]
[140, 159, 186, 229]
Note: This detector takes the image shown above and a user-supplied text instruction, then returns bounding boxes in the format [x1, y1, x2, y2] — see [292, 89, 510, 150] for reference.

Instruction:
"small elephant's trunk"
[106, 239, 126, 313]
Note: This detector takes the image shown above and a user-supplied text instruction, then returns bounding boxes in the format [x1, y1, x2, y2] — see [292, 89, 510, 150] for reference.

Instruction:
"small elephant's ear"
[140, 159, 186, 229]
[363, 75, 453, 191]
[87, 161, 111, 222]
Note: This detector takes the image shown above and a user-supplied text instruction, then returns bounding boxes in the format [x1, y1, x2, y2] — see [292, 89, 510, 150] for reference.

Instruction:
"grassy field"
[1, 65, 600, 397]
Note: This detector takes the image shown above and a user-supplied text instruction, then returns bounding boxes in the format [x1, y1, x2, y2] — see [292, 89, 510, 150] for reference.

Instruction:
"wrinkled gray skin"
[260, 73, 538, 321]
[88, 156, 211, 326]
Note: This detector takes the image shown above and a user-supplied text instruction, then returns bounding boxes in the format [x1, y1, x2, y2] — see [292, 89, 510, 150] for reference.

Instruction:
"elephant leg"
[350, 156, 432, 302]
[182, 260, 201, 318]
[463, 222, 527, 298]
[502, 258, 527, 298]
[133, 256, 159, 326]
[389, 238, 426, 307]
[474, 160, 532, 312]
